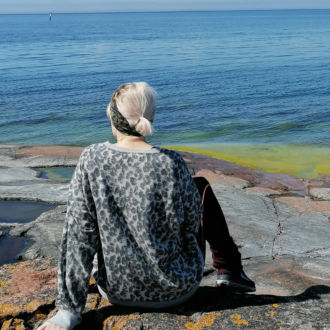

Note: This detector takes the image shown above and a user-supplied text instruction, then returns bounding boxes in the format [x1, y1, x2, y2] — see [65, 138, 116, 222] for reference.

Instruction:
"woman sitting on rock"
[38, 82, 255, 330]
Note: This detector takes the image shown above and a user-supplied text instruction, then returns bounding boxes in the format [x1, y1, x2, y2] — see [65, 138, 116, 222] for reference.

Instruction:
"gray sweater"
[50, 142, 203, 329]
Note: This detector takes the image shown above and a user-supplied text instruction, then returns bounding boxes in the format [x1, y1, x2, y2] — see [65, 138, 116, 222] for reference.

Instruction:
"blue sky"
[1, 0, 330, 14]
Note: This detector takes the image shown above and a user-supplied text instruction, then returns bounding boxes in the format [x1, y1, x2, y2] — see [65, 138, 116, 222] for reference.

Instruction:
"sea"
[1, 10, 330, 177]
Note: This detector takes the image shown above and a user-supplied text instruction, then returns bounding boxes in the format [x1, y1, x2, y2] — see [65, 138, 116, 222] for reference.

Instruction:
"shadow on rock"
[79, 284, 330, 329]
[186, 284, 330, 311]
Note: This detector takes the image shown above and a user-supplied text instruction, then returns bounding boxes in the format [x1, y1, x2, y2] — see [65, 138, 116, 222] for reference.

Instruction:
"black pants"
[194, 177, 242, 273]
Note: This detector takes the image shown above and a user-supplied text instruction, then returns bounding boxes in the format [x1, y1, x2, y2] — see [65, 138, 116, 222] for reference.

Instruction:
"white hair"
[106, 82, 156, 136]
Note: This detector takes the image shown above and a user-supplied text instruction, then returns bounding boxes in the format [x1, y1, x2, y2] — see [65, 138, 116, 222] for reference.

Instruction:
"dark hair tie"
[109, 97, 142, 137]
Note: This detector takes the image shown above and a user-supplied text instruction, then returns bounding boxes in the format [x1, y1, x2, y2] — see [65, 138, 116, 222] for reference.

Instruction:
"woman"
[38, 82, 255, 330]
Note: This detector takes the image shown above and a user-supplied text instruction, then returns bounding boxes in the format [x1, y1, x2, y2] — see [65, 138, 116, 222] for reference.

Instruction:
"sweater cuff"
[48, 309, 81, 330]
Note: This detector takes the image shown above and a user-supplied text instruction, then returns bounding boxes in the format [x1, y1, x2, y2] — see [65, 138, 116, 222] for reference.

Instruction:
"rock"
[0, 167, 40, 183]
[254, 173, 306, 196]
[1, 318, 25, 330]
[212, 183, 279, 258]
[16, 145, 83, 159]
[0, 154, 78, 168]
[194, 169, 251, 189]
[217, 174, 251, 189]
[194, 169, 224, 183]
[272, 212, 330, 257]
[307, 175, 330, 188]
[0, 259, 57, 328]
[0, 145, 82, 168]
[245, 186, 285, 196]
[10, 206, 66, 260]
[276, 196, 330, 213]
[244, 256, 330, 296]
[102, 314, 143, 329]
[1, 257, 330, 329]
[309, 187, 330, 201]
[0, 183, 69, 204]
[0, 223, 18, 231]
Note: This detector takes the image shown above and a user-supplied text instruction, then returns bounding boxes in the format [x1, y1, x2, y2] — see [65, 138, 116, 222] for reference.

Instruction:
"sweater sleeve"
[178, 155, 203, 234]
[46, 309, 81, 330]
[55, 148, 99, 318]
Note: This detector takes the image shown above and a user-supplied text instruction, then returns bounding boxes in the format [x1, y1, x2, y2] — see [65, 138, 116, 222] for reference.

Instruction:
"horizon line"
[1, 8, 330, 15]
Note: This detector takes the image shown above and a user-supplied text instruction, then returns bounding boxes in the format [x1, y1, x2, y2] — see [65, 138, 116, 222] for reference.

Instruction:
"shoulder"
[156, 147, 185, 163]
[78, 142, 109, 164]
[156, 147, 182, 159]
[155, 148, 190, 172]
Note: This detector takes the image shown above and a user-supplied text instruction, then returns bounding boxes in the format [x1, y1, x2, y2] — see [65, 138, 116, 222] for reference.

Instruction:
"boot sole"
[216, 279, 256, 293]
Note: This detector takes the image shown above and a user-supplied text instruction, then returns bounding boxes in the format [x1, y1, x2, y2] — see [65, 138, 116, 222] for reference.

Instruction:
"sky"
[1, 0, 330, 14]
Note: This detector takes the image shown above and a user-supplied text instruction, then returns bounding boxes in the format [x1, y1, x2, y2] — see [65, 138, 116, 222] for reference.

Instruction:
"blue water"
[1, 10, 330, 147]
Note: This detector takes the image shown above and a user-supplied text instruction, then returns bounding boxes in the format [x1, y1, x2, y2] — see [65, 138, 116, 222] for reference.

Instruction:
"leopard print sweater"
[56, 142, 204, 315]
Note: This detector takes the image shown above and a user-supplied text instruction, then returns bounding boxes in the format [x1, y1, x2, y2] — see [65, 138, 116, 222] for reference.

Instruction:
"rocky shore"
[0, 144, 330, 329]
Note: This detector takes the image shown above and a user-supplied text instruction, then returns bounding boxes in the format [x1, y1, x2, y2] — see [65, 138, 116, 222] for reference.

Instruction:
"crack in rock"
[303, 246, 330, 257]
[270, 198, 283, 260]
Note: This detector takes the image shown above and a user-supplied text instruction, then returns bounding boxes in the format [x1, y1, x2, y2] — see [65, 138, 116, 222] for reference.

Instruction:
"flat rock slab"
[277, 196, 330, 213]
[212, 183, 279, 259]
[1, 258, 329, 329]
[0, 182, 69, 204]
[244, 256, 330, 296]
[212, 182, 330, 260]
[273, 211, 330, 257]
[0, 167, 40, 183]
[0, 154, 78, 168]
[16, 145, 84, 159]
[0, 145, 83, 167]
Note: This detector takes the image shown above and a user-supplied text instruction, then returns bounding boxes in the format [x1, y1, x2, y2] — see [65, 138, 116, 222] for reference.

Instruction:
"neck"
[115, 133, 152, 150]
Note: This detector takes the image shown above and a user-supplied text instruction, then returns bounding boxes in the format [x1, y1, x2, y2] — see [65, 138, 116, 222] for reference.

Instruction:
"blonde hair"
[106, 82, 156, 136]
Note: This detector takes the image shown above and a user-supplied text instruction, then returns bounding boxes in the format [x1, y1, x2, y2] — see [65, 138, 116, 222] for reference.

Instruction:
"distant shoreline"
[1, 8, 330, 15]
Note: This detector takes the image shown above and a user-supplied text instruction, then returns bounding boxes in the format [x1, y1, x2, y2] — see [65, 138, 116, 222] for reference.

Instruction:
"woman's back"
[60, 141, 204, 308]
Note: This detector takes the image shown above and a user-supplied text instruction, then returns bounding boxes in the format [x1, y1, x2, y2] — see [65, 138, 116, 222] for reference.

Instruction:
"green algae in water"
[38, 167, 75, 181]
[164, 144, 330, 179]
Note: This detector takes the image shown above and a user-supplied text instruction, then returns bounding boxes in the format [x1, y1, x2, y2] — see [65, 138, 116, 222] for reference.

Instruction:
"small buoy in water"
[49, 12, 52, 21]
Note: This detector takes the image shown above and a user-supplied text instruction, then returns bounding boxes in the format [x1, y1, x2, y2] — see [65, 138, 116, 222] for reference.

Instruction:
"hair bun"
[135, 117, 153, 136]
